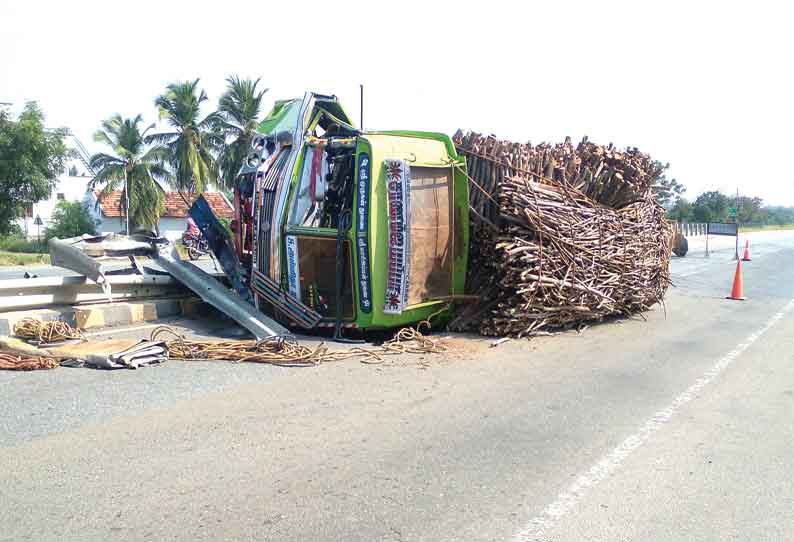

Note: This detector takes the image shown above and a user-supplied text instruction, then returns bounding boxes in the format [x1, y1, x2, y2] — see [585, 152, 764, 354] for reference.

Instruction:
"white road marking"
[674, 264, 711, 278]
[513, 297, 794, 542]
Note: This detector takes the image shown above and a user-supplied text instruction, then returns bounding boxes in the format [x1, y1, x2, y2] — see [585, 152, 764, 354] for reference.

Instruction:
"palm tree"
[148, 79, 222, 200]
[216, 76, 268, 187]
[89, 114, 168, 233]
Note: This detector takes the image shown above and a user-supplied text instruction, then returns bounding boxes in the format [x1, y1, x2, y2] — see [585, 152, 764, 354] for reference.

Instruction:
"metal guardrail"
[707, 222, 739, 236]
[672, 222, 708, 236]
[0, 274, 187, 311]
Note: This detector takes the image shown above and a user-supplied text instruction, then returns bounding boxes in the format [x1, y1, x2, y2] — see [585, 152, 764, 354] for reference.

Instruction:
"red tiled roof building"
[96, 191, 233, 219]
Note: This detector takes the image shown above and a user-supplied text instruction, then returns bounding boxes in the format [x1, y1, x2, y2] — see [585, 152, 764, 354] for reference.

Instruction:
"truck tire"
[672, 232, 688, 257]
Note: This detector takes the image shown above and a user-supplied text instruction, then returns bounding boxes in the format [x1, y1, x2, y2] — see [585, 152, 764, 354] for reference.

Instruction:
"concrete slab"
[0, 297, 208, 335]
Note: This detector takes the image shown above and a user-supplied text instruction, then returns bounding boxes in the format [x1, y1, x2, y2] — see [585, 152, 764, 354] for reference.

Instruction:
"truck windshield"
[407, 166, 454, 304]
[288, 143, 356, 229]
[289, 146, 328, 228]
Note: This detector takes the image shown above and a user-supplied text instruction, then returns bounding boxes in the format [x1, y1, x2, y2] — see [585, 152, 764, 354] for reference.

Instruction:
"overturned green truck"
[51, 91, 671, 340]
[219, 92, 469, 334]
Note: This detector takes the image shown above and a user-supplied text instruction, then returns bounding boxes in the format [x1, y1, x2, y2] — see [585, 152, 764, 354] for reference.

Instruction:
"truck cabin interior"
[232, 98, 359, 323]
[285, 132, 358, 321]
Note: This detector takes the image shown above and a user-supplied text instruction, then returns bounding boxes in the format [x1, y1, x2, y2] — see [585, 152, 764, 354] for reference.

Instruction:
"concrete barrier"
[0, 297, 211, 335]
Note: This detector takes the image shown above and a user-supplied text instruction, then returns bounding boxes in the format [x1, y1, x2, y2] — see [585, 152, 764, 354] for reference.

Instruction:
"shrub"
[0, 235, 47, 253]
[45, 201, 97, 241]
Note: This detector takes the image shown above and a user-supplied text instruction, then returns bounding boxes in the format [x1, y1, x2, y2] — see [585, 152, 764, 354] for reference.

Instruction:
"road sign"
[33, 215, 43, 226]
[729, 207, 737, 217]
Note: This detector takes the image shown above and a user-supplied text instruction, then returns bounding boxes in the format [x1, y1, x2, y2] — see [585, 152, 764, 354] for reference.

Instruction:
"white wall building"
[16, 170, 233, 241]
[17, 174, 92, 239]
[87, 190, 233, 241]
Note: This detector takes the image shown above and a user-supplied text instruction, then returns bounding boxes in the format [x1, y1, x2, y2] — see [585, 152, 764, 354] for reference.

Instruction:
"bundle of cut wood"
[450, 131, 672, 337]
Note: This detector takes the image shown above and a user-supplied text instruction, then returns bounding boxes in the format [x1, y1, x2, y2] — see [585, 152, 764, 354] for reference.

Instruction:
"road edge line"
[513, 297, 794, 541]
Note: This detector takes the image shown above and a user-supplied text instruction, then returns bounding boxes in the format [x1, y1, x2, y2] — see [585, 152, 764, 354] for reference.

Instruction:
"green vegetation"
[0, 202, 94, 266]
[0, 250, 50, 266]
[45, 200, 97, 241]
[0, 234, 49, 266]
[654, 163, 685, 208]
[0, 102, 69, 235]
[739, 224, 794, 233]
[0, 234, 48, 253]
[90, 114, 168, 231]
[149, 79, 222, 197]
[7, 76, 265, 243]
[216, 76, 268, 189]
[667, 190, 794, 227]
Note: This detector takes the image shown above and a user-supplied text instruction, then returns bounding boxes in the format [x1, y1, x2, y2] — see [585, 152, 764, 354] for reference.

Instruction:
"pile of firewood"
[450, 131, 672, 337]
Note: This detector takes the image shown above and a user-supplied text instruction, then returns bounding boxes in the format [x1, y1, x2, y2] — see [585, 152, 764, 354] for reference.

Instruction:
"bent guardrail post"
[154, 243, 288, 340]
[48, 236, 112, 299]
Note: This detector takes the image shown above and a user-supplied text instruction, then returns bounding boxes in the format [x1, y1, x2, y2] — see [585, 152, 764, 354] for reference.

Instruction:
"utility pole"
[359, 84, 364, 131]
[734, 187, 740, 260]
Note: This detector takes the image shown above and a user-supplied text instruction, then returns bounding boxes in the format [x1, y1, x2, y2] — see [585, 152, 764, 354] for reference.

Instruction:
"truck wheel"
[673, 232, 688, 257]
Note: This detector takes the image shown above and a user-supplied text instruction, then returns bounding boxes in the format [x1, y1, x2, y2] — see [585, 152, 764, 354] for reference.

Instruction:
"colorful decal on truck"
[285, 234, 301, 302]
[356, 152, 372, 313]
[383, 158, 411, 315]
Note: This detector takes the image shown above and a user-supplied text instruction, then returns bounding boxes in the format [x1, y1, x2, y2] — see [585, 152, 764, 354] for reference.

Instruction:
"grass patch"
[739, 224, 794, 233]
[0, 236, 48, 254]
[0, 250, 50, 266]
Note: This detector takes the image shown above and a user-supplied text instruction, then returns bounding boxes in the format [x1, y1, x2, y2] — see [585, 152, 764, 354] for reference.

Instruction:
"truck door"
[284, 140, 356, 321]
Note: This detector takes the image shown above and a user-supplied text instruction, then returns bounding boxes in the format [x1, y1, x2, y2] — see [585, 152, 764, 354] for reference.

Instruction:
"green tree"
[667, 197, 693, 222]
[216, 76, 268, 188]
[764, 205, 794, 226]
[736, 195, 763, 224]
[68, 164, 79, 176]
[45, 200, 97, 240]
[653, 162, 685, 207]
[692, 191, 730, 222]
[90, 114, 168, 232]
[0, 102, 69, 235]
[149, 79, 222, 199]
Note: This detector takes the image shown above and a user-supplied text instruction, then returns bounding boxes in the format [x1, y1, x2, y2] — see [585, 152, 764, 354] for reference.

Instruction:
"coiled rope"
[13, 317, 85, 343]
[0, 352, 59, 371]
[151, 323, 449, 367]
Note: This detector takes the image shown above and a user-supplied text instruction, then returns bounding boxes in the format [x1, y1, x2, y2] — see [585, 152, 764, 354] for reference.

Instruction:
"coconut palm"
[89, 114, 168, 232]
[216, 76, 268, 187]
[148, 79, 222, 198]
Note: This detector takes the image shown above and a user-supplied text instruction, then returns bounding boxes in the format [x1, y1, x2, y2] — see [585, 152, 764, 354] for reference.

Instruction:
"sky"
[1, 0, 792, 205]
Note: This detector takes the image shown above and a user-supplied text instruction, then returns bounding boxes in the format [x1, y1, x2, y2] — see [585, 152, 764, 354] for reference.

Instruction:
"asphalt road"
[2, 231, 794, 541]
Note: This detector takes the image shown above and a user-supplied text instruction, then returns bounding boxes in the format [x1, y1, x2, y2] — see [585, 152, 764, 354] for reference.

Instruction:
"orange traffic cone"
[727, 260, 746, 300]
[742, 239, 752, 261]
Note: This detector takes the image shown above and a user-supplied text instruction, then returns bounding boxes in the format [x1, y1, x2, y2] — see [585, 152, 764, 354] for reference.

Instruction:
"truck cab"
[232, 92, 469, 331]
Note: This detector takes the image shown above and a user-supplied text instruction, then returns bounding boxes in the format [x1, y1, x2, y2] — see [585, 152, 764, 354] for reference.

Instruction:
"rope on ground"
[150, 322, 450, 367]
[13, 317, 85, 343]
[0, 352, 59, 371]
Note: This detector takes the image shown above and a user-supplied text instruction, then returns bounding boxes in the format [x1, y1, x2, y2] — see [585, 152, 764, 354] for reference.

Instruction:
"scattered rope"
[0, 352, 59, 371]
[13, 317, 85, 343]
[150, 323, 449, 367]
